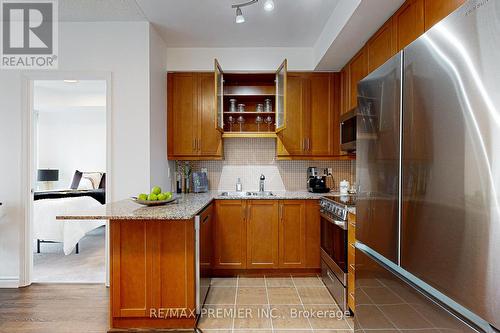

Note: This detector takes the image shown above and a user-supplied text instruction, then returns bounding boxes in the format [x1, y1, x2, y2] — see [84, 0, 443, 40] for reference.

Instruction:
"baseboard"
[0, 277, 19, 288]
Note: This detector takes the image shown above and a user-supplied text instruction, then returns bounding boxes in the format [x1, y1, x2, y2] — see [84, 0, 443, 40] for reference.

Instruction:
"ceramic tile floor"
[198, 275, 354, 333]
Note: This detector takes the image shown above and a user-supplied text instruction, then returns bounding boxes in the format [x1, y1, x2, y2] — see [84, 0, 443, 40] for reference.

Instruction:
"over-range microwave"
[340, 108, 357, 152]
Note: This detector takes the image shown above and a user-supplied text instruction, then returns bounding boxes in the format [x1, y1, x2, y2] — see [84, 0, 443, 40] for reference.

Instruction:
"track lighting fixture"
[231, 0, 274, 24]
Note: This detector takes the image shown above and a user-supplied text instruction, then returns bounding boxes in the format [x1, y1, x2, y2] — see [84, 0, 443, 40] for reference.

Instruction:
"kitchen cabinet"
[167, 72, 222, 160]
[214, 200, 247, 269]
[424, 0, 465, 31]
[340, 66, 350, 115]
[367, 19, 396, 73]
[213, 199, 321, 271]
[393, 0, 425, 50]
[277, 72, 340, 159]
[347, 213, 356, 313]
[215, 59, 287, 138]
[247, 200, 279, 269]
[110, 220, 195, 329]
[279, 200, 306, 268]
[305, 200, 321, 269]
[348, 47, 368, 109]
[276, 73, 309, 157]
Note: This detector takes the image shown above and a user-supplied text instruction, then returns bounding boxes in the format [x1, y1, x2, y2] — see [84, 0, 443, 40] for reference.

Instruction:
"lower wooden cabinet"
[347, 213, 356, 313]
[214, 199, 320, 270]
[279, 200, 306, 268]
[110, 219, 196, 329]
[305, 200, 321, 268]
[214, 200, 247, 269]
[247, 200, 279, 268]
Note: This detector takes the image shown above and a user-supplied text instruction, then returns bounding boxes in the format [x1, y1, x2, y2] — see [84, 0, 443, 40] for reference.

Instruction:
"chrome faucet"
[259, 174, 266, 192]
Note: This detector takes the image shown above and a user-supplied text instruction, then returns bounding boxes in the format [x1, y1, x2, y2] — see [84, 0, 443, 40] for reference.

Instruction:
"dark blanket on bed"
[34, 189, 106, 205]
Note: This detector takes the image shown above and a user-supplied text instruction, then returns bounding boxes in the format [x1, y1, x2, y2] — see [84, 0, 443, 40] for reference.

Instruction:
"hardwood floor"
[0, 284, 198, 333]
[0, 284, 108, 333]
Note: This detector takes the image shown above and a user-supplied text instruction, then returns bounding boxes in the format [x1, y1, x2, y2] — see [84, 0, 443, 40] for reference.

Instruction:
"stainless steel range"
[319, 195, 355, 313]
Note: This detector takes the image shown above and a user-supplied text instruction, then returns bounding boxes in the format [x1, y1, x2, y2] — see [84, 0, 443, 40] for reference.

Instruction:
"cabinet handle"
[193, 139, 196, 151]
[307, 138, 310, 151]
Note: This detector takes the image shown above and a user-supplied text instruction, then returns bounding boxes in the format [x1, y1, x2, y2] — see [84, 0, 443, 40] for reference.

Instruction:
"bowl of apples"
[132, 186, 176, 206]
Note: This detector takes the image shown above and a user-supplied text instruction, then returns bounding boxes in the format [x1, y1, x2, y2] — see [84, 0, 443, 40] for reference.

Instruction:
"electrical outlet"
[201, 168, 208, 174]
[327, 168, 333, 175]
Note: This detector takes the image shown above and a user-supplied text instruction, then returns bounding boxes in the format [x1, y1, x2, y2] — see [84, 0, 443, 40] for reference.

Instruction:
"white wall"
[149, 26, 171, 192]
[166, 47, 314, 71]
[37, 109, 107, 189]
[0, 21, 157, 286]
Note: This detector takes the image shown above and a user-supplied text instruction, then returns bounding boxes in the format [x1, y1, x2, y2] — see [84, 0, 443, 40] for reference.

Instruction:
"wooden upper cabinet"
[215, 60, 224, 131]
[247, 200, 279, 269]
[340, 66, 350, 115]
[393, 0, 425, 50]
[214, 200, 247, 269]
[367, 19, 396, 73]
[168, 73, 197, 157]
[167, 72, 222, 160]
[198, 73, 222, 157]
[309, 73, 337, 157]
[277, 72, 339, 159]
[348, 47, 368, 109]
[277, 73, 309, 157]
[279, 200, 306, 268]
[275, 59, 287, 132]
[424, 0, 465, 30]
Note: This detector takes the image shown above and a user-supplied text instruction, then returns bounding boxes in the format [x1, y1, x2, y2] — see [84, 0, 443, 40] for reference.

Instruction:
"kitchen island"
[57, 191, 341, 331]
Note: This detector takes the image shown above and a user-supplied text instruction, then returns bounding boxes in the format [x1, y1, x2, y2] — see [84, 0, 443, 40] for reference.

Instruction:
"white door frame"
[20, 71, 113, 287]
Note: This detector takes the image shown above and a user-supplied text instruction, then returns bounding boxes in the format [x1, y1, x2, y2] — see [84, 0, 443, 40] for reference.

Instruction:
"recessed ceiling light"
[63, 80, 78, 83]
[263, 0, 275, 11]
[235, 7, 245, 24]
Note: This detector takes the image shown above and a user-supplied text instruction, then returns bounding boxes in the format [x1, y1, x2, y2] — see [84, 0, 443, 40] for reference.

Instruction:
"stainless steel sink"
[245, 191, 274, 197]
[219, 191, 275, 197]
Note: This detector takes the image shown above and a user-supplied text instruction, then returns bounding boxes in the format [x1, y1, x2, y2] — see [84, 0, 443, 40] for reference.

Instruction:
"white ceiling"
[136, 0, 340, 47]
[57, 0, 405, 69]
[59, 0, 146, 22]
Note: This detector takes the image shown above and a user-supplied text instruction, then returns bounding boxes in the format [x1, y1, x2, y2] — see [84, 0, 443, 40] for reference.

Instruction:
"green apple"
[151, 186, 162, 195]
[157, 193, 168, 201]
[164, 192, 173, 199]
[147, 193, 158, 201]
[138, 193, 148, 201]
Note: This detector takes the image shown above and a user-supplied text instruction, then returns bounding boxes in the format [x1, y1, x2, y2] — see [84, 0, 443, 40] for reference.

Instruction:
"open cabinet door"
[215, 59, 224, 132]
[275, 59, 287, 132]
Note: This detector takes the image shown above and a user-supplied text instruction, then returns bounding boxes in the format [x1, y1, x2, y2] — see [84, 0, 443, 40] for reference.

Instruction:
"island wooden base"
[109, 219, 195, 330]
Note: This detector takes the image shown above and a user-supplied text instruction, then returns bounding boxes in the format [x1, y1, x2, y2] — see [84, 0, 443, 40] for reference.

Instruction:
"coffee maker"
[307, 167, 330, 193]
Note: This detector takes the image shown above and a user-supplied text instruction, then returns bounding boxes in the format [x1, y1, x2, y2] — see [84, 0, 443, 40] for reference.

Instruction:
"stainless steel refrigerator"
[355, 0, 500, 332]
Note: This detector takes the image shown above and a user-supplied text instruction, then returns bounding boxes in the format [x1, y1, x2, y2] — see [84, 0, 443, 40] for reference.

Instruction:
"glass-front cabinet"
[275, 59, 287, 132]
[214, 58, 287, 137]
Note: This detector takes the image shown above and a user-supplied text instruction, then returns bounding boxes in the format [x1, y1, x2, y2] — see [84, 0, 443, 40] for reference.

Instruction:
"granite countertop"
[57, 191, 355, 221]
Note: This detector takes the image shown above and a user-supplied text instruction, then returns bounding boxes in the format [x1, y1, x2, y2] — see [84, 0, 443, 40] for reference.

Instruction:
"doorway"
[21, 74, 112, 285]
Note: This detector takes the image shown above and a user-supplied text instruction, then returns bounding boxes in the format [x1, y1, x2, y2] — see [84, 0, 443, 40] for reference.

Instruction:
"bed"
[33, 171, 106, 255]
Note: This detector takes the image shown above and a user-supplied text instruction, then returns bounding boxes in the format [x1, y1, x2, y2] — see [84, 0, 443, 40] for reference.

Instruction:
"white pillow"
[82, 172, 103, 189]
[77, 177, 94, 190]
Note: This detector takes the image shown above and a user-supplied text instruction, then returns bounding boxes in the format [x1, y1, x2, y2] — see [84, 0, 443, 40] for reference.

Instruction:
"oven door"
[320, 212, 348, 273]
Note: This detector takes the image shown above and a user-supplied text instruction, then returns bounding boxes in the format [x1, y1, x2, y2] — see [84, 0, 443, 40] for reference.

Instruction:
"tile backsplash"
[184, 138, 355, 192]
